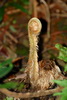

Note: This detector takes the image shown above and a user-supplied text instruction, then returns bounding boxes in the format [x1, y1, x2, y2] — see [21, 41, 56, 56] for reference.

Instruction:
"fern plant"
[53, 44, 67, 100]
[0, 59, 25, 90]
[0, 59, 13, 78]
[0, 59, 17, 89]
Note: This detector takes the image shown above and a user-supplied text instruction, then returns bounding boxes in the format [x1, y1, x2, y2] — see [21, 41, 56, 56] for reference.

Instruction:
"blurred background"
[0, 0, 67, 61]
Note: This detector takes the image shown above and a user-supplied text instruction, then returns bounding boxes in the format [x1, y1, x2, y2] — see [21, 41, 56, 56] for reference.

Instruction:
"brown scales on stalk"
[26, 17, 64, 90]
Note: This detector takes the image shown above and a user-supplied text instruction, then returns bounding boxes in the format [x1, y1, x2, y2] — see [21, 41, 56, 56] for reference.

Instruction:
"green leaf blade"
[0, 81, 18, 89]
[53, 80, 67, 87]
[0, 63, 13, 78]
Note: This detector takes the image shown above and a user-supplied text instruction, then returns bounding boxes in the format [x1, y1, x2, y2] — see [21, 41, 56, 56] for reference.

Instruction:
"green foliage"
[55, 44, 67, 62]
[64, 64, 67, 72]
[53, 80, 67, 87]
[0, 58, 25, 91]
[0, 80, 24, 90]
[0, 59, 13, 78]
[17, 82, 24, 91]
[54, 88, 67, 100]
[9, 25, 17, 33]
[53, 44, 67, 100]
[4, 97, 14, 100]
[0, 7, 5, 22]
[55, 44, 67, 71]
[12, 19, 17, 24]
[0, 81, 18, 89]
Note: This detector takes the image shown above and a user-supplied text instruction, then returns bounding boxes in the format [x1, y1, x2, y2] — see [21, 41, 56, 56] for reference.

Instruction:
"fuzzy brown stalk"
[27, 18, 64, 90]
[28, 17, 42, 86]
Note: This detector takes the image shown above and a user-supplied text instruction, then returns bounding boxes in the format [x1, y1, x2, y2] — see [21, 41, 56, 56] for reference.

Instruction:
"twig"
[29, 0, 38, 17]
[51, 13, 67, 17]
[6, 73, 27, 81]
[0, 87, 63, 99]
[40, 0, 50, 41]
[5, 31, 18, 43]
[6, 9, 21, 15]
[33, 0, 38, 17]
